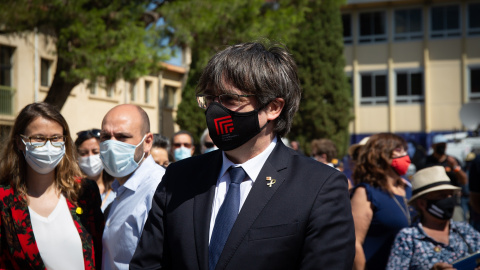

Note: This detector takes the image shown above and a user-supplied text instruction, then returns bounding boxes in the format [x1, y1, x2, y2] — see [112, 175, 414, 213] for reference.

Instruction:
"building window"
[144, 80, 151, 103]
[394, 8, 423, 41]
[130, 82, 137, 101]
[0, 46, 13, 87]
[40, 58, 52, 87]
[0, 45, 14, 115]
[342, 14, 353, 44]
[106, 84, 114, 98]
[396, 70, 424, 104]
[468, 3, 480, 36]
[89, 82, 97, 95]
[359, 11, 387, 43]
[470, 67, 480, 101]
[430, 5, 461, 38]
[164, 85, 176, 109]
[360, 73, 388, 105]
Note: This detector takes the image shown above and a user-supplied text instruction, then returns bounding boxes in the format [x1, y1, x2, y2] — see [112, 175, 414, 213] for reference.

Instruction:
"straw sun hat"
[408, 166, 461, 204]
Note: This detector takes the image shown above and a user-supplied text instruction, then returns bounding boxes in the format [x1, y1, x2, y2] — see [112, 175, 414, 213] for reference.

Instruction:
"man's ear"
[266, 98, 285, 121]
[144, 132, 153, 153]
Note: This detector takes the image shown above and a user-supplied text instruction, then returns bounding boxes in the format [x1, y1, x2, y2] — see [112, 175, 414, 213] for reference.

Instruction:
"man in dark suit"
[130, 42, 355, 270]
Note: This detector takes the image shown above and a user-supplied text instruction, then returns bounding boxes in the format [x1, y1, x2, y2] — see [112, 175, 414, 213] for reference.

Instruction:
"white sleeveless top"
[29, 194, 85, 270]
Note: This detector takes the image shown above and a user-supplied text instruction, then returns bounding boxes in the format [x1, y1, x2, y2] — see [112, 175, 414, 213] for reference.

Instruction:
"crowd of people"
[0, 41, 479, 270]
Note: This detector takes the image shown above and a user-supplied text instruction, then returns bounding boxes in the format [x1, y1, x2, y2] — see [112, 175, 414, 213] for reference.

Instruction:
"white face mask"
[100, 135, 146, 178]
[174, 146, 192, 161]
[78, 154, 103, 178]
[22, 140, 66, 174]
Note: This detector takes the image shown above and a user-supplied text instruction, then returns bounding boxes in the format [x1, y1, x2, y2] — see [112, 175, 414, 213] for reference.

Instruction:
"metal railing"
[0, 85, 15, 115]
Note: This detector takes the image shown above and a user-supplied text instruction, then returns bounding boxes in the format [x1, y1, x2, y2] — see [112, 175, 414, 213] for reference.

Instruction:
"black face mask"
[205, 102, 268, 151]
[426, 196, 455, 220]
[434, 144, 446, 155]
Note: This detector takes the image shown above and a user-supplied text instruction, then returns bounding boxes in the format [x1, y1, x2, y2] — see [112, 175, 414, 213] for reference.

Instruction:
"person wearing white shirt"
[99, 104, 165, 270]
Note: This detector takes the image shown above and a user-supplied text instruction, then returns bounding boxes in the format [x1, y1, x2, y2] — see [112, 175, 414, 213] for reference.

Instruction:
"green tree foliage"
[157, 0, 308, 143]
[0, 0, 167, 110]
[289, 0, 353, 157]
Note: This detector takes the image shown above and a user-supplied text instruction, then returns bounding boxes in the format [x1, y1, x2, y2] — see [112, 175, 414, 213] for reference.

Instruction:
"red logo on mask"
[214, 116, 234, 135]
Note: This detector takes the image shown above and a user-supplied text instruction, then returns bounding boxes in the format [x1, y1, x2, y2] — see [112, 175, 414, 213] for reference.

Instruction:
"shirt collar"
[219, 136, 278, 182]
[112, 155, 156, 193]
[415, 220, 455, 242]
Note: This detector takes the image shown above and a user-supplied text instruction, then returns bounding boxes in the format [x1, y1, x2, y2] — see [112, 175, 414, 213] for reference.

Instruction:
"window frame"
[0, 45, 14, 87]
[342, 13, 353, 45]
[130, 81, 137, 101]
[358, 10, 388, 44]
[144, 80, 152, 104]
[394, 69, 425, 104]
[429, 4, 462, 39]
[393, 7, 423, 41]
[359, 71, 389, 105]
[89, 82, 97, 95]
[467, 2, 480, 36]
[468, 65, 480, 101]
[40, 58, 52, 87]
[164, 85, 177, 109]
[106, 84, 115, 98]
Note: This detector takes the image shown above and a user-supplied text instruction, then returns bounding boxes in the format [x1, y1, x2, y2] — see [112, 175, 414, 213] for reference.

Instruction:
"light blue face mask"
[100, 135, 146, 178]
[174, 146, 192, 161]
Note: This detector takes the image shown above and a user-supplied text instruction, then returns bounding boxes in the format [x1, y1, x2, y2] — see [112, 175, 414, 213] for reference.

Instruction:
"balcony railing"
[0, 85, 15, 116]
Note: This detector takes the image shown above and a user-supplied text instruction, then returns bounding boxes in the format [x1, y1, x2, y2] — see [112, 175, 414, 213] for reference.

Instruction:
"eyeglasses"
[196, 93, 256, 110]
[173, 142, 192, 148]
[204, 142, 215, 148]
[20, 134, 66, 148]
[76, 129, 101, 139]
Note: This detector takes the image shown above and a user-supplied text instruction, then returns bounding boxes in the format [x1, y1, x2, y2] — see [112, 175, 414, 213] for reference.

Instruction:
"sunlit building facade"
[342, 0, 480, 147]
[0, 32, 189, 141]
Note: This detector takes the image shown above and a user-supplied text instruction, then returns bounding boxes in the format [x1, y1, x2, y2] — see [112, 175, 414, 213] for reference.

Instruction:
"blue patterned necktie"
[209, 166, 246, 270]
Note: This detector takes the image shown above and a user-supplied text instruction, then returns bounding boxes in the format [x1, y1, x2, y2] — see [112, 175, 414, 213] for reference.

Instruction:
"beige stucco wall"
[357, 106, 389, 133]
[394, 104, 425, 132]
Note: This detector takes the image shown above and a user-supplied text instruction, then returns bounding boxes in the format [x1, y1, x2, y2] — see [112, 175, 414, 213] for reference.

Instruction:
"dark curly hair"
[353, 133, 407, 190]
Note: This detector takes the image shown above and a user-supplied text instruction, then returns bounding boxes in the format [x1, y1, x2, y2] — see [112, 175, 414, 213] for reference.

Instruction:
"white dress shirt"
[29, 194, 84, 270]
[209, 137, 277, 242]
[102, 155, 165, 270]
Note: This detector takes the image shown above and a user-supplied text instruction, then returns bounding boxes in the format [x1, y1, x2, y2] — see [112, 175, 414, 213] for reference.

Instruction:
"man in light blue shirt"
[99, 104, 165, 270]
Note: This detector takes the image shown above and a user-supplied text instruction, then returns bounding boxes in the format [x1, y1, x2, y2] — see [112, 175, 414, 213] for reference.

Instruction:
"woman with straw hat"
[386, 166, 480, 270]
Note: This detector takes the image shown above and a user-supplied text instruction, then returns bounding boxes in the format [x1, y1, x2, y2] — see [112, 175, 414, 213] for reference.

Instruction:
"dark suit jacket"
[0, 179, 104, 270]
[130, 140, 355, 270]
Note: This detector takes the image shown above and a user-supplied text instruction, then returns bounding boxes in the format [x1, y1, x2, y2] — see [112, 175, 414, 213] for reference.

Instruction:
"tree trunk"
[43, 55, 81, 111]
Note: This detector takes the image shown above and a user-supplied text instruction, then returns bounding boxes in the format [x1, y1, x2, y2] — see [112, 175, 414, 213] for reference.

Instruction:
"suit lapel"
[215, 142, 291, 270]
[193, 151, 224, 270]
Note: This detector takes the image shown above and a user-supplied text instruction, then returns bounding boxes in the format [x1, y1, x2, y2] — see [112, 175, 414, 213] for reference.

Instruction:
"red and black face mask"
[205, 102, 268, 151]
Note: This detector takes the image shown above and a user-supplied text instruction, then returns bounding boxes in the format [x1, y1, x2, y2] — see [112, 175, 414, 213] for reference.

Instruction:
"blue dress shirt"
[102, 155, 165, 270]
